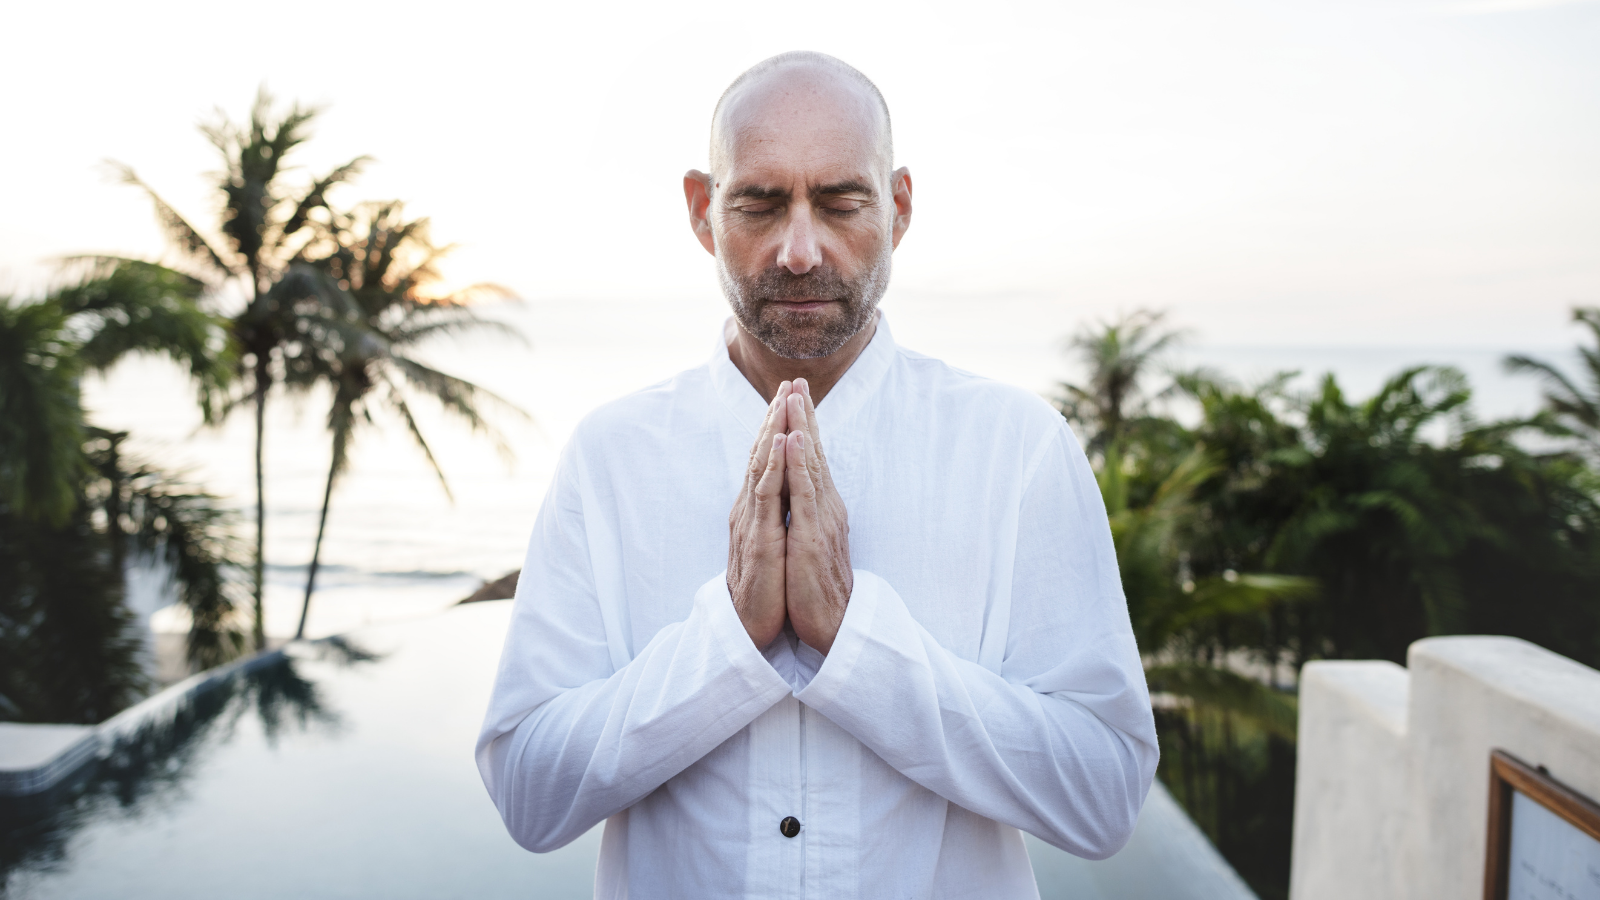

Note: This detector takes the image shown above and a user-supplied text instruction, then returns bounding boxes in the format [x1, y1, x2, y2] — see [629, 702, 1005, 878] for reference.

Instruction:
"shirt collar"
[711, 310, 897, 439]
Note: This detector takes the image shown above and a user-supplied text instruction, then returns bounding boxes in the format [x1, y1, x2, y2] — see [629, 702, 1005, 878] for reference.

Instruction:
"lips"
[769, 299, 836, 312]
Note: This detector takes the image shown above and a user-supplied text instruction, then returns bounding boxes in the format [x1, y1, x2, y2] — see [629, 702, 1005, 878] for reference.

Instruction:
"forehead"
[714, 68, 889, 185]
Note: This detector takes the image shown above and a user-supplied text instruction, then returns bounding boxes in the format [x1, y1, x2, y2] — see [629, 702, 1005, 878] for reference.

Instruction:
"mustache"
[742, 266, 855, 302]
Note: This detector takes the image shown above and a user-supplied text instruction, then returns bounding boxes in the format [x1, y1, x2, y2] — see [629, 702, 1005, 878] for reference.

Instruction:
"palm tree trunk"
[297, 448, 338, 640]
[251, 358, 268, 652]
[105, 431, 126, 577]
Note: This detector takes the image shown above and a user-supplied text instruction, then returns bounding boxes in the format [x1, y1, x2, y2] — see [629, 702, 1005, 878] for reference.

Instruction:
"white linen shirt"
[477, 316, 1158, 899]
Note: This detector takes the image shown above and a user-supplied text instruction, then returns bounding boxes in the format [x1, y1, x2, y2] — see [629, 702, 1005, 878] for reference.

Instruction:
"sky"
[3, 0, 1599, 348]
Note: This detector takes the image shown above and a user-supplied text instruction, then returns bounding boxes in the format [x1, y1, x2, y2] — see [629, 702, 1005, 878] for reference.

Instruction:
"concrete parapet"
[1289, 661, 1411, 900]
[1407, 636, 1600, 898]
[1288, 636, 1600, 899]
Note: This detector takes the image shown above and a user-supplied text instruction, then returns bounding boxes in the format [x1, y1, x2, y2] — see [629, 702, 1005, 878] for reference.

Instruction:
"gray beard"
[716, 242, 892, 360]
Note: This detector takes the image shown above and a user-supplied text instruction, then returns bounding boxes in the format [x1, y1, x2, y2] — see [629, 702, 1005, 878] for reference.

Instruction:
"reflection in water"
[0, 642, 378, 887]
[1, 605, 1232, 900]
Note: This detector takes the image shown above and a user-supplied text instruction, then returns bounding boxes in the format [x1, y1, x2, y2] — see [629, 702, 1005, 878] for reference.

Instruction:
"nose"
[775, 203, 822, 275]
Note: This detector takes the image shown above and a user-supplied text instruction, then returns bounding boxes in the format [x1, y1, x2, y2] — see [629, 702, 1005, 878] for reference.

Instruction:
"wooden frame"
[1483, 748, 1600, 900]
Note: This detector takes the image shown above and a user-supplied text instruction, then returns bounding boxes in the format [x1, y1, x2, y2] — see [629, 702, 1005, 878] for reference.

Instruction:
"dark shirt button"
[779, 816, 801, 838]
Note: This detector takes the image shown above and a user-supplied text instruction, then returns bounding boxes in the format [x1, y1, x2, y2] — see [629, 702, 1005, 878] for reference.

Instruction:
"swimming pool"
[0, 602, 1254, 899]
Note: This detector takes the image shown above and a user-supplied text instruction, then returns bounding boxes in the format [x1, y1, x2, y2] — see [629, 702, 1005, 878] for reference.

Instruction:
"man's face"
[705, 71, 902, 360]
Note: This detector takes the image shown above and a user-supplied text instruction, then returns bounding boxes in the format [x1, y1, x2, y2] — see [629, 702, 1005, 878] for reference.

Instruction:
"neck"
[726, 313, 879, 405]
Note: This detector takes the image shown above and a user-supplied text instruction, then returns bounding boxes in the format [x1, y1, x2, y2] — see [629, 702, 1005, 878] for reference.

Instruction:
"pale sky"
[4, 0, 1598, 347]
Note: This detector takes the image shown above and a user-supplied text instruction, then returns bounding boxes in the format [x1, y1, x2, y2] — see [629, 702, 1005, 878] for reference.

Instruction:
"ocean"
[79, 291, 1566, 649]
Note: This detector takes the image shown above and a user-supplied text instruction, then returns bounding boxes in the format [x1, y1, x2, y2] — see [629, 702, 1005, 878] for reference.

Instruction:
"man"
[477, 51, 1158, 898]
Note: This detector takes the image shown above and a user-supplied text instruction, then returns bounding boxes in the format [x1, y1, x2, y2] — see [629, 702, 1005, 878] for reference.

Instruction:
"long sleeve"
[794, 421, 1159, 860]
[475, 453, 794, 853]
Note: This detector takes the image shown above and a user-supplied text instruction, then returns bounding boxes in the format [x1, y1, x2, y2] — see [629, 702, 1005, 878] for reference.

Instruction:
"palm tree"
[112, 87, 369, 650]
[1, 260, 245, 722]
[1055, 309, 1186, 460]
[1506, 306, 1600, 458]
[1060, 311, 1600, 897]
[1264, 367, 1491, 662]
[1056, 316, 1312, 730]
[292, 202, 527, 639]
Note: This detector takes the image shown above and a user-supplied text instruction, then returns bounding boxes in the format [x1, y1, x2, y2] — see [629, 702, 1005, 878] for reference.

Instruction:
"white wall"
[1289, 661, 1411, 900]
[1289, 636, 1600, 900]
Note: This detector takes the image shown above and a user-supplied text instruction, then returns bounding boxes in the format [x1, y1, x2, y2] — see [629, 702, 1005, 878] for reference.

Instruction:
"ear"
[889, 167, 913, 249]
[684, 170, 717, 256]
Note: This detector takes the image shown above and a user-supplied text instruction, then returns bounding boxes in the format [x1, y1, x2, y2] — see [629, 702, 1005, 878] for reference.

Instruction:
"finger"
[792, 380, 826, 463]
[747, 382, 791, 488]
[754, 433, 787, 509]
[746, 415, 774, 490]
[788, 392, 827, 483]
[750, 381, 789, 455]
[785, 432, 818, 528]
[773, 380, 791, 436]
[798, 379, 821, 442]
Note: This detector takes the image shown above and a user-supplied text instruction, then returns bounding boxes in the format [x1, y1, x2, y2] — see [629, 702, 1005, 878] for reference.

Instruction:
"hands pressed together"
[727, 378, 853, 654]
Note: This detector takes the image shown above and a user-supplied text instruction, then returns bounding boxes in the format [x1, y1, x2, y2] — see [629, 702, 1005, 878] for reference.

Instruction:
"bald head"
[709, 51, 894, 182]
[684, 52, 912, 364]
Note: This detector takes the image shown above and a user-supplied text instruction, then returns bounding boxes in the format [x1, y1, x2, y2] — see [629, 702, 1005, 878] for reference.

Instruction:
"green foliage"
[0, 265, 245, 723]
[52, 258, 233, 421]
[1070, 314, 1600, 672]
[1505, 306, 1600, 459]
[0, 498, 146, 724]
[105, 453, 248, 671]
[1154, 705, 1296, 900]
[0, 298, 85, 526]
[1056, 309, 1187, 459]
[1060, 309, 1600, 898]
[1146, 664, 1298, 741]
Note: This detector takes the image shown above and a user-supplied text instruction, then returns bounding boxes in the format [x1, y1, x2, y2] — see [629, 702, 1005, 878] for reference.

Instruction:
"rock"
[459, 570, 520, 605]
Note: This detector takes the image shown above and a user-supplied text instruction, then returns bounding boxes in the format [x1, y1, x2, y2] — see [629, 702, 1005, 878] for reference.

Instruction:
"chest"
[586, 415, 1025, 663]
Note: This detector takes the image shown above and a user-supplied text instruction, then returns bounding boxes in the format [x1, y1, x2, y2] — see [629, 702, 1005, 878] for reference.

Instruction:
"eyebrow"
[725, 184, 788, 202]
[723, 179, 879, 202]
[811, 179, 876, 198]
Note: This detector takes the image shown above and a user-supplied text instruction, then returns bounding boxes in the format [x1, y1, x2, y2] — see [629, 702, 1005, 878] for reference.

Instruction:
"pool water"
[0, 601, 1253, 900]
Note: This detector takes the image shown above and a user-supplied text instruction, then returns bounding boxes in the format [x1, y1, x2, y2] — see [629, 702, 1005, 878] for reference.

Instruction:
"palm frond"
[49, 258, 235, 422]
[385, 356, 528, 462]
[105, 162, 238, 281]
[1506, 352, 1599, 431]
[415, 281, 518, 308]
[1056, 310, 1187, 453]
[113, 459, 247, 671]
[377, 374, 454, 503]
[1169, 574, 1317, 635]
[324, 377, 362, 486]
[384, 310, 526, 348]
[282, 156, 372, 238]
[0, 297, 87, 525]
[1145, 663, 1298, 740]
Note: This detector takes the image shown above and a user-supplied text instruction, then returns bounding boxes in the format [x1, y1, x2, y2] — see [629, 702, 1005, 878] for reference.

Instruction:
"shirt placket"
[744, 694, 806, 899]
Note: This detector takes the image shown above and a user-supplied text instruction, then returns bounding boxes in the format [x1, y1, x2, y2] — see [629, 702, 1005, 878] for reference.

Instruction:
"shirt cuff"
[793, 568, 897, 709]
[690, 571, 795, 700]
